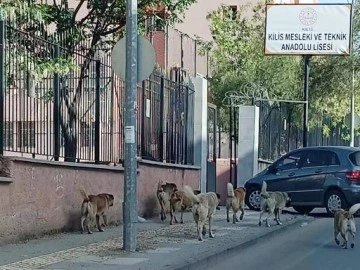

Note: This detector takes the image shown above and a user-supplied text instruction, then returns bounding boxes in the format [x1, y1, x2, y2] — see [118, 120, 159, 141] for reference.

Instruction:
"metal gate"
[207, 104, 217, 192]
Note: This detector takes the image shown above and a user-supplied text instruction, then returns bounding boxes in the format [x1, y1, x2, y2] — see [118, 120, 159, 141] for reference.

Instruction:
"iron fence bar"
[183, 85, 189, 164]
[141, 80, 146, 157]
[110, 71, 115, 163]
[159, 76, 165, 161]
[53, 44, 60, 161]
[94, 60, 101, 163]
[0, 19, 4, 156]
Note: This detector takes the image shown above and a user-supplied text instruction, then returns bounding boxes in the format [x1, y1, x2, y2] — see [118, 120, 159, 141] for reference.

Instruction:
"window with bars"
[80, 122, 95, 147]
[17, 121, 35, 148]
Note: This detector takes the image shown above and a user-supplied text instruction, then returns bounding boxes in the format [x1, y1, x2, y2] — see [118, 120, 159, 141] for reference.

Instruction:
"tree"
[0, 0, 196, 161]
[202, 2, 360, 141]
[200, 4, 303, 131]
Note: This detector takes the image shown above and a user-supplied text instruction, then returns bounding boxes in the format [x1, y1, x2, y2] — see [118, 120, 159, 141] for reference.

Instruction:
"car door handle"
[288, 172, 295, 177]
[315, 169, 323, 173]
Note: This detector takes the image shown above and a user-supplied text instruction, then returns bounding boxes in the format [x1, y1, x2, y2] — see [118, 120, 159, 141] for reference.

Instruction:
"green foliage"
[201, 4, 303, 130]
[202, 2, 360, 139]
[1, 0, 196, 160]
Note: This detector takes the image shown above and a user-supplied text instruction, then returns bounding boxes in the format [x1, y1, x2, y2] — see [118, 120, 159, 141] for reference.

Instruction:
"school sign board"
[265, 4, 352, 55]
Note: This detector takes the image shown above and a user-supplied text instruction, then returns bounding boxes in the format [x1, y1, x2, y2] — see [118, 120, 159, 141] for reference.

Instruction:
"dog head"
[162, 182, 178, 193]
[170, 191, 182, 202]
[103, 193, 114, 207]
[283, 192, 291, 207]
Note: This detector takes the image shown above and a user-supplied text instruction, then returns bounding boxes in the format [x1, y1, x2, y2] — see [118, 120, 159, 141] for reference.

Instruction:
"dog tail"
[227, 182, 235, 198]
[183, 185, 200, 204]
[157, 180, 164, 192]
[80, 189, 89, 201]
[349, 203, 360, 216]
[260, 181, 269, 198]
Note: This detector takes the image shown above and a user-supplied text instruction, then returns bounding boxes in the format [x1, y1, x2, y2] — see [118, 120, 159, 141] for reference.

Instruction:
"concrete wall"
[0, 157, 199, 245]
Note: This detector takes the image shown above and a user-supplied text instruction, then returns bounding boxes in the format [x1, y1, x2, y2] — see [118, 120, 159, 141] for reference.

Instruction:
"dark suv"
[244, 146, 360, 215]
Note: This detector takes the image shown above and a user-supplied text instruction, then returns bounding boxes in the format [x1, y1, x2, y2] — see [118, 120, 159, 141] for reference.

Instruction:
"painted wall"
[0, 157, 200, 244]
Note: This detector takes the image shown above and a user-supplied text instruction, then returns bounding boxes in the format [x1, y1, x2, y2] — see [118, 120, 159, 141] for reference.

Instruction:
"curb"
[172, 217, 313, 270]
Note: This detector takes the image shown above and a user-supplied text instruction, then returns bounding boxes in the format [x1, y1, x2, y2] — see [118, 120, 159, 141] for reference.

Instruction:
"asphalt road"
[207, 215, 360, 270]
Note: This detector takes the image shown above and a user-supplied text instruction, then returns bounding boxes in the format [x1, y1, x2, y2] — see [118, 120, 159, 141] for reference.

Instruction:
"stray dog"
[334, 203, 360, 249]
[195, 189, 221, 210]
[183, 185, 220, 241]
[169, 190, 194, 225]
[80, 190, 114, 234]
[226, 182, 246, 224]
[258, 181, 290, 227]
[157, 181, 178, 221]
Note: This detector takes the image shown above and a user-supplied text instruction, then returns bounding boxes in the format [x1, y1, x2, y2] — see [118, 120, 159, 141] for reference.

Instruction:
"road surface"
[208, 216, 359, 270]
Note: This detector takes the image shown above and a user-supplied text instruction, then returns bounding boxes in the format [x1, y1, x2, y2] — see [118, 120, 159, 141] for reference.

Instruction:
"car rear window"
[349, 151, 360, 166]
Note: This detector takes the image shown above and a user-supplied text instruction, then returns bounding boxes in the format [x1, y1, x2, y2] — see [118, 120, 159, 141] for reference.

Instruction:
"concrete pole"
[350, 67, 355, 147]
[123, 0, 138, 252]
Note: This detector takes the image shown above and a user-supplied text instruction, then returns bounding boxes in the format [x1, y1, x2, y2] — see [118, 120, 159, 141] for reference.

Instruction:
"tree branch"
[73, 0, 86, 24]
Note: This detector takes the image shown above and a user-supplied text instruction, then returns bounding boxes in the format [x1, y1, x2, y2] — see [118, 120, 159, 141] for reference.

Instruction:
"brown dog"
[80, 190, 114, 234]
[169, 190, 194, 225]
[226, 183, 246, 224]
[157, 181, 178, 221]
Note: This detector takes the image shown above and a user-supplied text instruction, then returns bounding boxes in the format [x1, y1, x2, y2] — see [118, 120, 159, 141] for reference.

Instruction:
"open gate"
[207, 103, 217, 192]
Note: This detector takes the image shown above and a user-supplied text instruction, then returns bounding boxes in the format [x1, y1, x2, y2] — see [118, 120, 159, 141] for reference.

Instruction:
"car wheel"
[325, 190, 347, 216]
[246, 187, 262, 211]
[292, 206, 314, 215]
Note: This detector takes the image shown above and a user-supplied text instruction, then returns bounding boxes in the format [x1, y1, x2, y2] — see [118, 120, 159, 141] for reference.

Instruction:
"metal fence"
[0, 21, 195, 165]
[258, 101, 360, 162]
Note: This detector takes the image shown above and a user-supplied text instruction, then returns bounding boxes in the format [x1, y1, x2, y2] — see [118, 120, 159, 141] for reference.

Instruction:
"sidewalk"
[0, 207, 313, 270]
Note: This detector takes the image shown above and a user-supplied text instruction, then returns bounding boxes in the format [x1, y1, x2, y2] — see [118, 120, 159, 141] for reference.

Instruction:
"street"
[208, 215, 358, 270]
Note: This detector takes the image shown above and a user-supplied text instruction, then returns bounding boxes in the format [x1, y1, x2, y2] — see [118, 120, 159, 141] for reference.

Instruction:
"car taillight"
[346, 171, 360, 181]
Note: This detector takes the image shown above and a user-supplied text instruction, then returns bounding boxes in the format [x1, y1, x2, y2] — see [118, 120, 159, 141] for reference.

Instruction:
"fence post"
[183, 85, 189, 164]
[53, 45, 60, 161]
[159, 76, 165, 161]
[0, 19, 4, 156]
[141, 80, 146, 157]
[94, 60, 101, 163]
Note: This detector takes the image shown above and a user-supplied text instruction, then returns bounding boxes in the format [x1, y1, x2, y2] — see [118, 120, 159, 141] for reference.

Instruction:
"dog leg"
[197, 222, 204, 241]
[160, 199, 166, 221]
[233, 209, 238, 224]
[275, 209, 283, 225]
[96, 215, 104, 232]
[351, 221, 356, 249]
[103, 215, 108, 227]
[180, 209, 184, 224]
[81, 216, 86, 233]
[265, 211, 274, 228]
[208, 216, 215, 238]
[334, 226, 340, 246]
[340, 232, 348, 249]
[226, 205, 230, 223]
[202, 224, 207, 236]
[351, 232, 356, 249]
[170, 204, 175, 225]
[259, 210, 264, 226]
[85, 218, 93, 234]
[240, 206, 245, 221]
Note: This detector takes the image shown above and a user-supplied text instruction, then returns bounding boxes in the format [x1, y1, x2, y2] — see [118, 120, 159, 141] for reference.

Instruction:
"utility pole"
[350, 67, 355, 147]
[123, 0, 138, 252]
[350, 0, 355, 147]
[303, 55, 311, 148]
